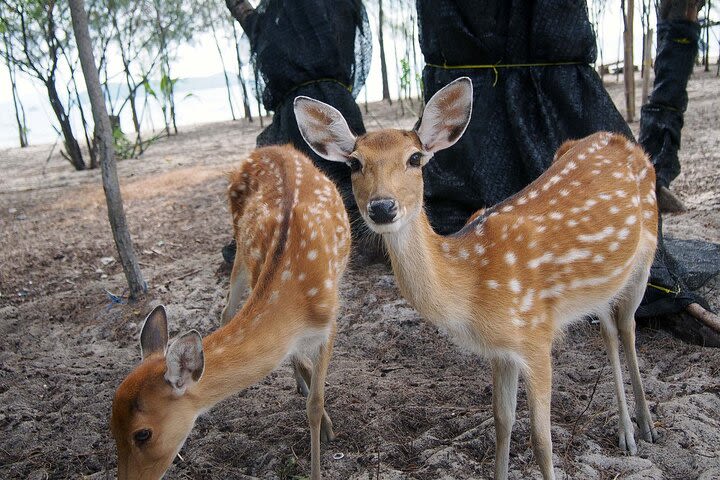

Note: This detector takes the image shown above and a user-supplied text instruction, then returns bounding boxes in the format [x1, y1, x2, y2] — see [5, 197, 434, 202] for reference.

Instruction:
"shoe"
[657, 186, 687, 213]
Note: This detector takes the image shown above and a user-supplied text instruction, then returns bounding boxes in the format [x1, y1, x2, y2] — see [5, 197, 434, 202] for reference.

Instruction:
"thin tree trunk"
[231, 22, 253, 121]
[3, 43, 28, 147]
[254, 65, 264, 127]
[69, 0, 146, 300]
[622, 0, 636, 121]
[211, 22, 236, 121]
[704, 1, 711, 71]
[46, 78, 85, 170]
[378, 0, 391, 104]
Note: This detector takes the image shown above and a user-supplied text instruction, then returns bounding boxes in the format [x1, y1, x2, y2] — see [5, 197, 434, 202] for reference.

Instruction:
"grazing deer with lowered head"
[111, 145, 351, 480]
[294, 78, 659, 479]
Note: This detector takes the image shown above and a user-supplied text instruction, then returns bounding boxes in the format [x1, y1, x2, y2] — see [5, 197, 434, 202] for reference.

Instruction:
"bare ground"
[1, 69, 719, 480]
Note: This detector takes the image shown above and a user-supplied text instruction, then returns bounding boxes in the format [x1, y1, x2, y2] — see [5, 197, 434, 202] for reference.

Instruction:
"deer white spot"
[281, 270, 292, 282]
[609, 206, 620, 214]
[608, 242, 620, 252]
[516, 196, 527, 205]
[459, 248, 469, 260]
[585, 199, 597, 208]
[592, 254, 605, 263]
[475, 224, 485, 236]
[511, 317, 525, 327]
[269, 291, 279, 304]
[559, 189, 570, 197]
[578, 153, 587, 160]
[474, 244, 486, 255]
[617, 227, 630, 240]
[598, 193, 612, 201]
[549, 212, 563, 220]
[528, 252, 554, 269]
[509, 279, 522, 293]
[615, 190, 627, 198]
[528, 240, 538, 249]
[307, 250, 318, 260]
[519, 289, 535, 313]
[502, 205, 514, 212]
[251, 248, 261, 260]
[570, 276, 609, 289]
[486, 280, 499, 289]
[555, 249, 591, 264]
[298, 273, 307, 281]
[307, 288, 318, 297]
[536, 225, 547, 233]
[324, 278, 333, 289]
[441, 242, 450, 253]
[632, 195, 641, 207]
[549, 198, 558, 206]
[625, 215, 637, 225]
[643, 211, 653, 219]
[591, 169, 601, 175]
[577, 226, 615, 242]
[567, 219, 579, 227]
[539, 283, 565, 299]
[505, 252, 517, 265]
[528, 190, 539, 199]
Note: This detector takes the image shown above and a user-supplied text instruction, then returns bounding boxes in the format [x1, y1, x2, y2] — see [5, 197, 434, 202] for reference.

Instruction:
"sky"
[1, 2, 718, 148]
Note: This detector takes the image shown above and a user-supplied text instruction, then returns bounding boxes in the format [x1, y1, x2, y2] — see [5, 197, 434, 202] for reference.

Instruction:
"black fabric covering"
[415, 0, 705, 317]
[242, 0, 371, 219]
[638, 20, 701, 188]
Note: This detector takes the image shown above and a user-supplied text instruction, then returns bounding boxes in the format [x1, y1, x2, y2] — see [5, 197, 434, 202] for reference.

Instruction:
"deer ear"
[164, 330, 204, 395]
[294, 96, 357, 162]
[140, 305, 168, 359]
[415, 77, 473, 153]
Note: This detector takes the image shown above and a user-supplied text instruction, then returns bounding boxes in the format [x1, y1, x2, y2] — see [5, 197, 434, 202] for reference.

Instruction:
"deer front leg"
[221, 254, 249, 325]
[492, 357, 519, 480]
[526, 351, 556, 480]
[307, 325, 336, 480]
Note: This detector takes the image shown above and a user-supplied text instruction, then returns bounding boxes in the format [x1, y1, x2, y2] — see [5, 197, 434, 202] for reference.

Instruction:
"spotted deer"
[295, 78, 659, 479]
[111, 145, 351, 480]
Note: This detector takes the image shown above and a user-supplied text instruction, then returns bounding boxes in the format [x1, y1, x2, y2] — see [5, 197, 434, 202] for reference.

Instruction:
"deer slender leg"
[598, 306, 637, 454]
[307, 323, 336, 480]
[221, 254, 249, 325]
[526, 350, 556, 480]
[492, 357, 519, 480]
[616, 266, 657, 443]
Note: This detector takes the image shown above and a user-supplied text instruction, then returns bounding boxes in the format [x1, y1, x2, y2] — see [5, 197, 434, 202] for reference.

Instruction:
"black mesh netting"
[241, 0, 371, 223]
[415, 0, 713, 318]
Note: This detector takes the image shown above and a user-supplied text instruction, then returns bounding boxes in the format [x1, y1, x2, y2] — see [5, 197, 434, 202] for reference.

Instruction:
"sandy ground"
[1, 69, 719, 480]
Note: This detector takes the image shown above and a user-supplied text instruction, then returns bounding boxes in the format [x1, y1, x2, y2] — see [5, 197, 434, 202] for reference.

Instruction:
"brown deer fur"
[295, 77, 659, 480]
[111, 145, 350, 480]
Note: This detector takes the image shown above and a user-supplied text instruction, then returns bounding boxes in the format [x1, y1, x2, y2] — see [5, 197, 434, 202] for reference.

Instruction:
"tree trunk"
[622, 0, 636, 122]
[211, 22, 236, 121]
[46, 78, 85, 170]
[704, 1, 711, 71]
[232, 22, 253, 121]
[641, 28, 654, 104]
[2, 31, 28, 147]
[378, 0, 391, 104]
[69, 0, 146, 300]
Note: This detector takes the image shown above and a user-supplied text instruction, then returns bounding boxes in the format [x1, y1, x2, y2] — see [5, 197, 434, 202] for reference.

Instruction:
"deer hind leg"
[598, 305, 638, 454]
[221, 253, 249, 325]
[525, 349, 556, 480]
[615, 262, 657, 444]
[305, 323, 337, 480]
[491, 357, 519, 480]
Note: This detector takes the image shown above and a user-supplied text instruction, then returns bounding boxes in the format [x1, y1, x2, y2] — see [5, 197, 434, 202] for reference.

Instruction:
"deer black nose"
[367, 198, 398, 224]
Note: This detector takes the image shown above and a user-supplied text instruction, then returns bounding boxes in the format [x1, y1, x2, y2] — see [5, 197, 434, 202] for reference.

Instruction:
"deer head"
[111, 305, 204, 479]
[294, 77, 473, 234]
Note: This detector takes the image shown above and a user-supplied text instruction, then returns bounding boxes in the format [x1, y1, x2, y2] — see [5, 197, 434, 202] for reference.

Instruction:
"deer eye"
[407, 152, 422, 168]
[347, 157, 362, 173]
[133, 429, 152, 445]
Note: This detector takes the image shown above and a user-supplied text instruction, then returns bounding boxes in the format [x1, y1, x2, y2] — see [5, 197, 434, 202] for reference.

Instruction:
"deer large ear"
[415, 77, 473, 153]
[140, 305, 169, 359]
[294, 96, 357, 162]
[164, 330, 204, 395]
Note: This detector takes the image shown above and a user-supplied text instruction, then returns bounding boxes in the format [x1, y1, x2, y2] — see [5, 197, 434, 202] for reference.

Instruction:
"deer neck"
[187, 302, 303, 411]
[383, 210, 474, 324]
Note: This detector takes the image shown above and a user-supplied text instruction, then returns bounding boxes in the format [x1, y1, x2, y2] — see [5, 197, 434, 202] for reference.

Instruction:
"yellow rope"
[647, 282, 680, 295]
[426, 61, 585, 86]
